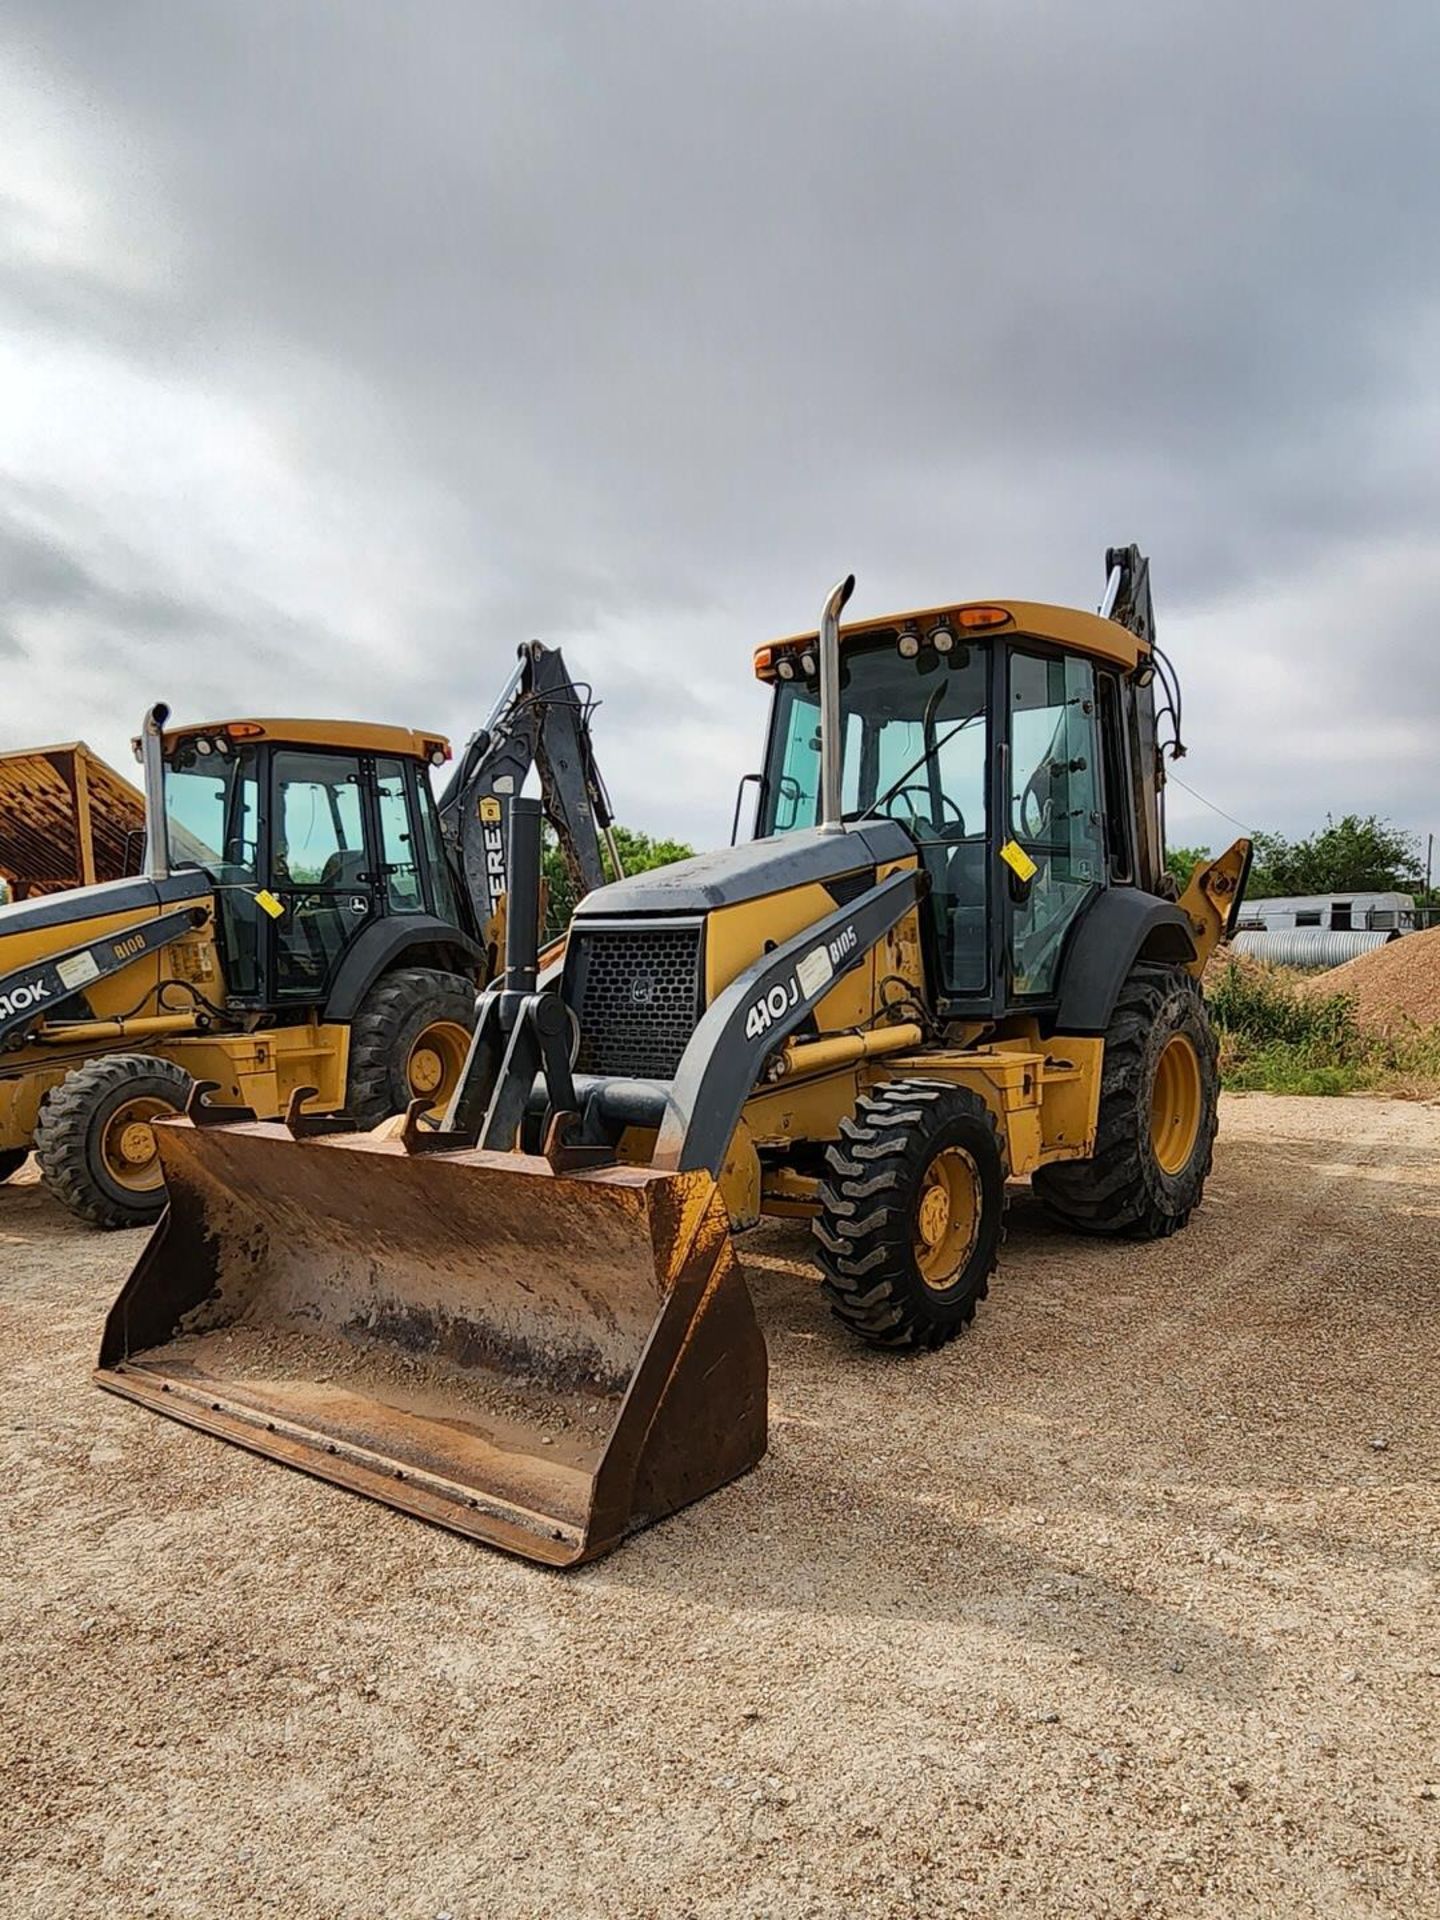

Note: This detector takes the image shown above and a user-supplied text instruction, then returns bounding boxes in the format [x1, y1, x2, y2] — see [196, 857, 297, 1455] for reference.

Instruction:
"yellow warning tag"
[479, 797, 502, 824]
[254, 888, 286, 919]
[999, 839, 1038, 882]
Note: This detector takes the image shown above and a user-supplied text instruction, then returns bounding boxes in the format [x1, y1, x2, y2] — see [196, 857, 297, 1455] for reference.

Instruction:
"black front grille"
[573, 922, 703, 1078]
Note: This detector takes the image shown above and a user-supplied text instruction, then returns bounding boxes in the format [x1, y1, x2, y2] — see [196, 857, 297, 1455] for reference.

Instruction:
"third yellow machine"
[97, 546, 1249, 1565]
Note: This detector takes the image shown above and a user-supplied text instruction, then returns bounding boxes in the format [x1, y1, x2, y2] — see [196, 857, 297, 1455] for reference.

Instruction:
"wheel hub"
[116, 1120, 157, 1167]
[408, 1046, 444, 1096]
[101, 1095, 173, 1193]
[1150, 1032, 1203, 1175]
[405, 1020, 471, 1113]
[913, 1146, 982, 1291]
[918, 1182, 951, 1247]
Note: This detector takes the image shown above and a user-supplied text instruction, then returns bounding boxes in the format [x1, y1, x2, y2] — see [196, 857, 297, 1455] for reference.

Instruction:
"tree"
[1246, 815, 1420, 898]
[1165, 844, 1211, 888]
[604, 824, 696, 878]
[542, 822, 695, 932]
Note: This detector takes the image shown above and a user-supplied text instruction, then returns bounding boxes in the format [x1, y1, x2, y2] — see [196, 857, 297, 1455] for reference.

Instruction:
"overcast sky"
[2, 2, 1437, 860]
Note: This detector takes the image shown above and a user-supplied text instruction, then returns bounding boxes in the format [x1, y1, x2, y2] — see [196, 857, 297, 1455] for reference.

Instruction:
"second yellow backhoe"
[0, 644, 617, 1224]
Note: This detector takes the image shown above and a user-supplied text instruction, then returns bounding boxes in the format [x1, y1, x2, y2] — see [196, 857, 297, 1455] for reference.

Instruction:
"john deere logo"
[630, 973, 656, 1007]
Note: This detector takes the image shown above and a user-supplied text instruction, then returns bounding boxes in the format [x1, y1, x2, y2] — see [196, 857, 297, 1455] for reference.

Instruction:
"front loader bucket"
[95, 1119, 767, 1566]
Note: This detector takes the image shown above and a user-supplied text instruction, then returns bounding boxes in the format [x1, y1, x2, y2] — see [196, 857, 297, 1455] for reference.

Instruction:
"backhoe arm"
[436, 641, 618, 940]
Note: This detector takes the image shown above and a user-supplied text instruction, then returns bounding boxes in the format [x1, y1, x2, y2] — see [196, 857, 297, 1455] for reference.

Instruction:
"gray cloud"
[1, 2, 1437, 851]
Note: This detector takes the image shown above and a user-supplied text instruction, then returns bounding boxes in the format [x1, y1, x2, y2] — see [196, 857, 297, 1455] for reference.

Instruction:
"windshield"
[759, 632, 989, 838]
[164, 744, 260, 879]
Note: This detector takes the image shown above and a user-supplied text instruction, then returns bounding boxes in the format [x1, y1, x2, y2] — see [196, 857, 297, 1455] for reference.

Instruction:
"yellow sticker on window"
[254, 888, 286, 919]
[999, 839, 1038, 882]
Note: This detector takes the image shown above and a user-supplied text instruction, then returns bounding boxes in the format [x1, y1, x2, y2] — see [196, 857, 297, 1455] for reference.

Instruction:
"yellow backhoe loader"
[0, 644, 617, 1224]
[96, 547, 1249, 1564]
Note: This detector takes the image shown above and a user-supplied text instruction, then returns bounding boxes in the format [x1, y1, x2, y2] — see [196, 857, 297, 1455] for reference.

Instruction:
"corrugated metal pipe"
[1230, 928, 1398, 970]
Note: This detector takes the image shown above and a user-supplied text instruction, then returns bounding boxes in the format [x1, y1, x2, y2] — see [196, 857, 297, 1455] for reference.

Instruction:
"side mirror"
[730, 772, 766, 846]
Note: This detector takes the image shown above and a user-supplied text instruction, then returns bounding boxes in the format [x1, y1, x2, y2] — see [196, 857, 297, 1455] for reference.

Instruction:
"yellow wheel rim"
[100, 1096, 172, 1194]
[913, 1145, 982, 1291]
[405, 1020, 471, 1114]
[1150, 1032, 1203, 1175]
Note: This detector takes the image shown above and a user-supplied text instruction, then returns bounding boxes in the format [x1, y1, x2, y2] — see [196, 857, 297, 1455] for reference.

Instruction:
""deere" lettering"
[483, 822, 506, 914]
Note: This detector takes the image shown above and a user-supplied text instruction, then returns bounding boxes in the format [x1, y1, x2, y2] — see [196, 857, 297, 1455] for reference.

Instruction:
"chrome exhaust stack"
[817, 573, 855, 834]
[140, 703, 171, 882]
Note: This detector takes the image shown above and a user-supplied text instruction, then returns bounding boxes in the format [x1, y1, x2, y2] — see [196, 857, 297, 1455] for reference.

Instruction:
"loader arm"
[436, 641, 617, 938]
[0, 906, 207, 1048]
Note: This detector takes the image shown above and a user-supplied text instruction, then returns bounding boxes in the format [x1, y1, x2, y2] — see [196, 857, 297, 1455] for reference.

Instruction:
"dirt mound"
[1302, 923, 1440, 1028]
[1203, 947, 1301, 990]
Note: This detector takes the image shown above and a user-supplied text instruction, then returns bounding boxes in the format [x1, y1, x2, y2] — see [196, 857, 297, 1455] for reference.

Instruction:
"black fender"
[322, 916, 484, 1023]
[1054, 888, 1196, 1036]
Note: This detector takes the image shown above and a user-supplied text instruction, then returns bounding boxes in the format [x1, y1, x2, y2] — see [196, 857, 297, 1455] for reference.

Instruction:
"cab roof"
[154, 718, 452, 762]
[758, 597, 1146, 677]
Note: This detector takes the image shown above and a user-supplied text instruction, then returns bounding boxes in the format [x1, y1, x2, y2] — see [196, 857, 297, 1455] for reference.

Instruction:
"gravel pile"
[1304, 924, 1440, 1029]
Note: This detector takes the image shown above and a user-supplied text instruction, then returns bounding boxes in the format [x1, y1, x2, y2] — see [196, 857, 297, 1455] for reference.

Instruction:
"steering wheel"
[881, 785, 966, 836]
[1019, 765, 1053, 841]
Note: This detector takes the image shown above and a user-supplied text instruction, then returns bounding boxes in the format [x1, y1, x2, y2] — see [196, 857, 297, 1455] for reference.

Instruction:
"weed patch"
[1208, 959, 1440, 1097]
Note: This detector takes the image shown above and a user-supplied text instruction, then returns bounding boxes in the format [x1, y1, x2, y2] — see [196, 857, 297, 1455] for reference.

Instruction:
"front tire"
[1033, 962, 1219, 1239]
[34, 1053, 194, 1229]
[813, 1080, 1006, 1350]
[344, 968, 477, 1127]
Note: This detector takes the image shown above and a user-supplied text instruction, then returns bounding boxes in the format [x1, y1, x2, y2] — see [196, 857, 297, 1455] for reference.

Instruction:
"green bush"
[1208, 960, 1359, 1053]
[1208, 957, 1440, 1097]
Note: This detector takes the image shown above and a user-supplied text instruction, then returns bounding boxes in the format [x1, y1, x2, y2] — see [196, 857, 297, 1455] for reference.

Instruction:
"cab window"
[375, 758, 423, 912]
[760, 633, 990, 994]
[1009, 650, 1102, 996]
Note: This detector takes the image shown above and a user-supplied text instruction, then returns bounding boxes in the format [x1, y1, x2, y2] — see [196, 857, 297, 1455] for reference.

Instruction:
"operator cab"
[154, 720, 463, 1007]
[753, 597, 1157, 1017]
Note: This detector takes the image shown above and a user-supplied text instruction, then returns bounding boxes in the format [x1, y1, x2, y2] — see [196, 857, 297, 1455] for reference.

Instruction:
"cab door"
[1004, 647, 1104, 1001]
[268, 749, 383, 1003]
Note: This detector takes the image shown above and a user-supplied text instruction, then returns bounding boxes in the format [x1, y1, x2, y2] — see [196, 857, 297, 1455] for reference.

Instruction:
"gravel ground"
[4, 1093, 1438, 1919]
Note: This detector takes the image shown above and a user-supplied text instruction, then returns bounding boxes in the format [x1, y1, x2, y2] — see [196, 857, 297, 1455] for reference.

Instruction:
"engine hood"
[0, 870, 209, 943]
[572, 822, 915, 919]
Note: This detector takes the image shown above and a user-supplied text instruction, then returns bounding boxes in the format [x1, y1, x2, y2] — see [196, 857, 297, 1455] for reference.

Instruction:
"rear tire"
[0, 1148, 28, 1184]
[813, 1080, 1006, 1350]
[344, 968, 477, 1126]
[1033, 962, 1219, 1239]
[34, 1053, 194, 1229]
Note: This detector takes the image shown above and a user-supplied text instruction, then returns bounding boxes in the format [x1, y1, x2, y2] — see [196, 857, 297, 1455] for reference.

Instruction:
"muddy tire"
[813, 1080, 1006, 1350]
[344, 969, 477, 1127]
[1033, 963, 1219, 1240]
[34, 1053, 193, 1229]
[0, 1148, 28, 1184]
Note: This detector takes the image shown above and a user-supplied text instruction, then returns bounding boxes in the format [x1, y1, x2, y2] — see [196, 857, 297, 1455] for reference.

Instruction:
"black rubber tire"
[0, 1148, 29, 1184]
[33, 1052, 194, 1230]
[344, 968, 478, 1126]
[813, 1080, 1007, 1350]
[1033, 962, 1219, 1240]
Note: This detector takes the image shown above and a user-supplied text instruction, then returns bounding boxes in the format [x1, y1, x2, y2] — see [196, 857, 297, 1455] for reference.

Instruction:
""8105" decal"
[742, 923, 858, 1042]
